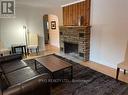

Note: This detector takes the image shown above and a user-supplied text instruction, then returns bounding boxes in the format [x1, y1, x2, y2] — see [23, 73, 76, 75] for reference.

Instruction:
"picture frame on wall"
[51, 21, 56, 29]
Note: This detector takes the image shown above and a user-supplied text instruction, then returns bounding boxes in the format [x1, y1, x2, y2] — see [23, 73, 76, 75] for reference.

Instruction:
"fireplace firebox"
[64, 42, 78, 54]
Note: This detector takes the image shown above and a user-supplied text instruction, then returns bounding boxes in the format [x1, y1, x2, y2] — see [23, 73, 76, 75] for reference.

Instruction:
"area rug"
[24, 54, 128, 95]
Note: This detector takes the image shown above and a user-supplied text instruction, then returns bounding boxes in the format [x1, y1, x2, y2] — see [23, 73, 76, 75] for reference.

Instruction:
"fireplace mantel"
[59, 26, 90, 61]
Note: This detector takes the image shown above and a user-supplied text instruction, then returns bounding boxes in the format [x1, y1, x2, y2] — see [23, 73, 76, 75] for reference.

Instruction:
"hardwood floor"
[81, 61, 128, 83]
[25, 44, 128, 83]
[24, 44, 59, 60]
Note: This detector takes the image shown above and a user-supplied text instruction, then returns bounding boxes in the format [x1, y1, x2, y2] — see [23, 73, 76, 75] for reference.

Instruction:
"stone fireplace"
[59, 26, 90, 61]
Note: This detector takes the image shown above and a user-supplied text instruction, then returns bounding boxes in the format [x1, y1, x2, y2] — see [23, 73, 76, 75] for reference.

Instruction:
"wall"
[0, 6, 26, 48]
[90, 0, 128, 68]
[50, 7, 63, 26]
[0, 4, 62, 50]
[0, 5, 44, 50]
[48, 15, 60, 48]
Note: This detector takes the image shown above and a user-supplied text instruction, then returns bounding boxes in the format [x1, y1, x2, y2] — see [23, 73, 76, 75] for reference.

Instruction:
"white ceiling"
[16, 0, 80, 8]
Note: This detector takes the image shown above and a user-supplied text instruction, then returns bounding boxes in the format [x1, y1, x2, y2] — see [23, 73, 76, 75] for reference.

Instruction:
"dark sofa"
[0, 54, 50, 95]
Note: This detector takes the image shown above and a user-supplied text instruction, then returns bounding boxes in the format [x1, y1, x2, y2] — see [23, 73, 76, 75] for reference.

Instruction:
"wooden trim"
[61, 0, 85, 7]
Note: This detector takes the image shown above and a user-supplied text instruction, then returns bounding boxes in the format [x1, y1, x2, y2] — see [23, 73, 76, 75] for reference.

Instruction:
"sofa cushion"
[1, 60, 27, 74]
[22, 74, 50, 95]
[5, 67, 38, 85]
[0, 54, 22, 63]
[3, 84, 22, 95]
[3, 74, 50, 95]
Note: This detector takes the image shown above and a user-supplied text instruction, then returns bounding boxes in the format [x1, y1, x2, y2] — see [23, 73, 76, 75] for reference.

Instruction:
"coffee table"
[34, 54, 73, 79]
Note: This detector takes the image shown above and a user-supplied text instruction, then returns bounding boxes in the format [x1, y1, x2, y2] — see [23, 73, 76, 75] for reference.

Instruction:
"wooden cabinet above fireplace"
[62, 0, 91, 26]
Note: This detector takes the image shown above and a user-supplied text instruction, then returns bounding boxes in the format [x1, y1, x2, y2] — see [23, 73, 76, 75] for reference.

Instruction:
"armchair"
[27, 32, 39, 55]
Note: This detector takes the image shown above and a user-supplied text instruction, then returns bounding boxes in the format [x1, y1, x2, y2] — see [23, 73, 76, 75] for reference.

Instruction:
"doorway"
[43, 14, 60, 48]
[43, 15, 49, 44]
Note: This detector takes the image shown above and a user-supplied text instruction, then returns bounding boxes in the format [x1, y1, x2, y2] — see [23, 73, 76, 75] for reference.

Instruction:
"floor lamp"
[23, 25, 28, 46]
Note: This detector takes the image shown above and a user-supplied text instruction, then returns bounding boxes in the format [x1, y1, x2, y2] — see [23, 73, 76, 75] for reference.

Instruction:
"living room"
[0, 0, 128, 95]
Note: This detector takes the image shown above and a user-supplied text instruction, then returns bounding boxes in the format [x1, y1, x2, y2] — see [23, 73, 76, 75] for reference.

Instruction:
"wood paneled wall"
[63, 0, 91, 26]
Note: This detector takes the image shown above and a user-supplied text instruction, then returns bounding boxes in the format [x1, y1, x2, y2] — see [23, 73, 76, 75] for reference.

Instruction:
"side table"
[11, 45, 27, 57]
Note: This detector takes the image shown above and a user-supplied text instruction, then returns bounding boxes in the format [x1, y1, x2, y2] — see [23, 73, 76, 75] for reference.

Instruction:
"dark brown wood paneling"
[63, 0, 91, 26]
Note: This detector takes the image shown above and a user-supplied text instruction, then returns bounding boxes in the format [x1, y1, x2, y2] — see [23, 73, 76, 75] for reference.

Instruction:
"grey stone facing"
[59, 26, 90, 61]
